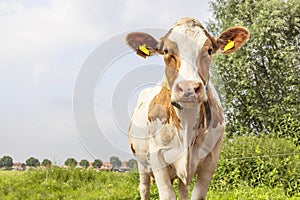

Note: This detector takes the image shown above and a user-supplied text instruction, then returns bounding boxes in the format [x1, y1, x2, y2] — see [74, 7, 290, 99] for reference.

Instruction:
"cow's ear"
[215, 27, 250, 54]
[126, 32, 159, 58]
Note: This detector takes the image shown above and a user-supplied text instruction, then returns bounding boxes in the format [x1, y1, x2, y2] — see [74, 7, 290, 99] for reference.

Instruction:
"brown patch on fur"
[197, 102, 212, 130]
[163, 39, 181, 87]
[196, 38, 212, 85]
[203, 29, 218, 52]
[130, 143, 136, 155]
[161, 126, 176, 145]
[157, 28, 173, 54]
[148, 86, 180, 129]
[165, 54, 181, 87]
[198, 103, 206, 129]
[204, 102, 212, 128]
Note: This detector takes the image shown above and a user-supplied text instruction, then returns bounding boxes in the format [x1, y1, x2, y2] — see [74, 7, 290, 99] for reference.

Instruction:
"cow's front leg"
[178, 178, 188, 200]
[191, 161, 215, 200]
[191, 133, 223, 200]
[139, 171, 150, 200]
[152, 167, 176, 200]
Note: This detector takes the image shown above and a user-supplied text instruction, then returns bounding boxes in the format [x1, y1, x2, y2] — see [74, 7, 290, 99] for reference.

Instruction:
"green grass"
[0, 168, 299, 200]
[207, 187, 300, 200]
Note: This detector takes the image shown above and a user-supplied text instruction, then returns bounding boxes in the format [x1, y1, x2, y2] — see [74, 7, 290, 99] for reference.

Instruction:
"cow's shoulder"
[130, 85, 162, 129]
[128, 85, 163, 168]
[148, 86, 180, 129]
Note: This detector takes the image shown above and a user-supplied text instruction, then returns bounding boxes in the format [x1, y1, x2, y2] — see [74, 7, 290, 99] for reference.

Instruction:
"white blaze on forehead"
[168, 24, 208, 83]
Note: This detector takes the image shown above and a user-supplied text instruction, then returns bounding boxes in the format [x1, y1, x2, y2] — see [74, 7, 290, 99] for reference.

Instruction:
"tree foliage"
[110, 156, 121, 168]
[126, 159, 138, 169]
[207, 0, 299, 142]
[92, 159, 103, 168]
[64, 158, 77, 167]
[0, 156, 13, 168]
[79, 159, 89, 168]
[41, 159, 52, 167]
[26, 157, 40, 167]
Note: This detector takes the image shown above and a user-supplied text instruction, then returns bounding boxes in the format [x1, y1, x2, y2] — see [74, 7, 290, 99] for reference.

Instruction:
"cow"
[126, 18, 249, 200]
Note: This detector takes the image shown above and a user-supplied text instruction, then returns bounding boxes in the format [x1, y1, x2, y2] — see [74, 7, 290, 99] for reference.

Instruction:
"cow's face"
[126, 18, 249, 105]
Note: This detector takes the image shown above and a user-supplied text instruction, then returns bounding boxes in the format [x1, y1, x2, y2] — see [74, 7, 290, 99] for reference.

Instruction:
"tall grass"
[0, 136, 299, 199]
[0, 167, 140, 200]
[0, 167, 299, 199]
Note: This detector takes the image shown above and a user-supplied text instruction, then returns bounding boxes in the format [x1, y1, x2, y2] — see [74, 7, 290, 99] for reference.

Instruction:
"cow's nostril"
[176, 84, 183, 92]
[194, 85, 201, 94]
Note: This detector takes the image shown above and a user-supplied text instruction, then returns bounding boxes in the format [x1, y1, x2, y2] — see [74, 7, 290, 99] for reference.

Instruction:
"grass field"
[0, 168, 299, 200]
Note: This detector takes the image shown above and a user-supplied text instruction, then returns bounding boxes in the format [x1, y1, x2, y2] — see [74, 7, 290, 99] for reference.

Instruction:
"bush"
[211, 135, 300, 196]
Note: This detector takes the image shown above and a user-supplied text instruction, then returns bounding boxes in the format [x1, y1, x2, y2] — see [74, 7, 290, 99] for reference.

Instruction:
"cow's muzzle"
[174, 80, 206, 102]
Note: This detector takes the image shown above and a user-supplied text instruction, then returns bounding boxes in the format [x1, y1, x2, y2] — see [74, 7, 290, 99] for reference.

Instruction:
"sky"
[0, 0, 213, 165]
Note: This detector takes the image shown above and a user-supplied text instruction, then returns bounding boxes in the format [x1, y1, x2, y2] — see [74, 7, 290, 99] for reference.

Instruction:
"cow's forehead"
[161, 18, 211, 88]
[166, 18, 208, 52]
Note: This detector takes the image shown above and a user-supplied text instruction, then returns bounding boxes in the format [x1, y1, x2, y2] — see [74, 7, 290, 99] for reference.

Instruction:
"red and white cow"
[126, 18, 249, 200]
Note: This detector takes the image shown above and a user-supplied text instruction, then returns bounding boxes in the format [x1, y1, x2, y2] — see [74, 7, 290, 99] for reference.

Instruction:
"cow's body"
[126, 18, 249, 200]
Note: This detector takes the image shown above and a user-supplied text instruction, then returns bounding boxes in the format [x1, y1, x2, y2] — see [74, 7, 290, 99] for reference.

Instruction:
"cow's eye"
[208, 49, 213, 55]
[164, 49, 169, 54]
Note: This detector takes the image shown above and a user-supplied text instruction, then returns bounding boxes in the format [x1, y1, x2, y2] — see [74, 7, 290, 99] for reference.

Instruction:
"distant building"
[119, 161, 130, 172]
[12, 162, 26, 171]
[100, 162, 112, 171]
[121, 161, 127, 168]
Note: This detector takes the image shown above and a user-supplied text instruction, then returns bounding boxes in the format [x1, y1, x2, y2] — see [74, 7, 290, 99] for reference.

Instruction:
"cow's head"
[126, 18, 249, 106]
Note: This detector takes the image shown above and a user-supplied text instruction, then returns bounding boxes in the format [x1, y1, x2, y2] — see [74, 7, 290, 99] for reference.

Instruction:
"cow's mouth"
[171, 100, 201, 110]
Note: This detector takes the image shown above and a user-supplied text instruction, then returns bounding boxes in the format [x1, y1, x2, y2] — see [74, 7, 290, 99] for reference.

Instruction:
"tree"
[26, 157, 40, 167]
[126, 159, 138, 169]
[64, 158, 77, 167]
[41, 159, 52, 167]
[207, 0, 299, 142]
[79, 159, 89, 168]
[110, 156, 121, 168]
[0, 156, 13, 168]
[92, 159, 103, 168]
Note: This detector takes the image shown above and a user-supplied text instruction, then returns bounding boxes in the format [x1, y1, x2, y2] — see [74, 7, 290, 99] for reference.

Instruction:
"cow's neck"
[174, 103, 202, 184]
[176, 104, 201, 148]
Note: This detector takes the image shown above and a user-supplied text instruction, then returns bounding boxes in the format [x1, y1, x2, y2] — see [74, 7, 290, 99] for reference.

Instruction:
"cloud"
[121, 0, 211, 29]
[1, 1, 96, 63]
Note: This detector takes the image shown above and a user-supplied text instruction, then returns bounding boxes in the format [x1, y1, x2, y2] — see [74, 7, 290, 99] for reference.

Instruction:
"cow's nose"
[175, 81, 203, 101]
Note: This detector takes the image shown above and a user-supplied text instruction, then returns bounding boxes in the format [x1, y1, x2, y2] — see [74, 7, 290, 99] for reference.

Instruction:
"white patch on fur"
[148, 119, 182, 170]
[146, 104, 201, 178]
[198, 122, 225, 159]
[168, 24, 208, 90]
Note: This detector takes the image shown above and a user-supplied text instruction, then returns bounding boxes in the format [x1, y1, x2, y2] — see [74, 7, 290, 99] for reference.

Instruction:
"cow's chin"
[180, 101, 201, 108]
[172, 94, 207, 106]
[171, 99, 205, 109]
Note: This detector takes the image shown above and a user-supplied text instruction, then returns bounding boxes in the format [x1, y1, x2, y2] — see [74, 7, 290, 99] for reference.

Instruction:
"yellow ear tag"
[139, 44, 150, 56]
[223, 40, 235, 52]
